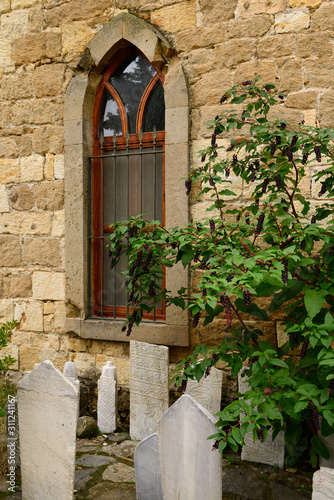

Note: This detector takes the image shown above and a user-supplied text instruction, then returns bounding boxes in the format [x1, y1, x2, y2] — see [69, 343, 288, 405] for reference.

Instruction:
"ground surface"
[0, 429, 314, 499]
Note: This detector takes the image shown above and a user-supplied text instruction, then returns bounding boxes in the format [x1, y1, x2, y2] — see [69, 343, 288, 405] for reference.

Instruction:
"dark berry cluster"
[245, 212, 250, 225]
[257, 429, 263, 442]
[314, 145, 321, 162]
[220, 293, 232, 328]
[302, 151, 309, 165]
[211, 133, 216, 147]
[201, 153, 206, 162]
[202, 287, 207, 297]
[270, 142, 276, 157]
[212, 440, 219, 451]
[243, 289, 251, 305]
[209, 176, 215, 187]
[255, 213, 265, 235]
[312, 408, 320, 431]
[262, 178, 269, 194]
[181, 378, 187, 394]
[185, 179, 192, 196]
[275, 174, 282, 190]
[232, 154, 238, 166]
[281, 261, 288, 284]
[225, 167, 230, 178]
[194, 249, 201, 262]
[198, 257, 209, 269]
[276, 135, 281, 146]
[311, 215, 316, 224]
[291, 135, 298, 148]
[328, 378, 334, 395]
[209, 219, 215, 234]
[148, 281, 155, 298]
[287, 148, 293, 162]
[254, 160, 260, 171]
[204, 366, 211, 378]
[299, 338, 309, 359]
[318, 184, 327, 197]
[242, 80, 252, 86]
[220, 93, 228, 103]
[192, 312, 200, 328]
[301, 239, 306, 250]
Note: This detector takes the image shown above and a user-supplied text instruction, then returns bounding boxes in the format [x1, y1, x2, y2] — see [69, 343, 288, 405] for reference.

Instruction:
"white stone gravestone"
[312, 466, 334, 499]
[63, 360, 80, 418]
[134, 432, 163, 500]
[185, 366, 223, 417]
[238, 368, 285, 469]
[158, 394, 222, 500]
[130, 340, 169, 441]
[18, 360, 79, 500]
[97, 360, 118, 434]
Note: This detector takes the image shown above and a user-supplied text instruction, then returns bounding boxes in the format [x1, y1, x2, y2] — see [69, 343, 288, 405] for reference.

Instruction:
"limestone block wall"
[0, 0, 333, 398]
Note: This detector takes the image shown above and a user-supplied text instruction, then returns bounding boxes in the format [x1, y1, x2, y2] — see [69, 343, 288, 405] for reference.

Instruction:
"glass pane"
[143, 80, 165, 132]
[141, 147, 163, 223]
[99, 88, 122, 137]
[103, 239, 127, 309]
[110, 54, 156, 134]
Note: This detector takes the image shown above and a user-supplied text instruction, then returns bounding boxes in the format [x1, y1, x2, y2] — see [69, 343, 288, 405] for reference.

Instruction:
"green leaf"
[304, 289, 328, 320]
[294, 401, 308, 413]
[323, 410, 334, 428]
[269, 281, 305, 312]
[311, 435, 330, 460]
[269, 359, 289, 368]
[181, 249, 194, 267]
[235, 299, 268, 321]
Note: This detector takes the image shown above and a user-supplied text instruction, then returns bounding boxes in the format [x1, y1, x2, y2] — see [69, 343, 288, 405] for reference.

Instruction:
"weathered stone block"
[14, 300, 43, 332]
[54, 155, 64, 179]
[31, 333, 59, 350]
[0, 299, 14, 322]
[72, 353, 96, 380]
[15, 135, 32, 157]
[12, 0, 40, 8]
[277, 59, 302, 92]
[44, 0, 111, 27]
[151, 1, 196, 32]
[275, 10, 310, 33]
[22, 237, 61, 267]
[35, 181, 64, 210]
[60, 335, 87, 352]
[32, 271, 65, 300]
[0, 10, 29, 40]
[0, 72, 33, 100]
[0, 213, 50, 236]
[186, 48, 213, 81]
[0, 186, 9, 212]
[0, 0, 10, 14]
[12, 32, 61, 65]
[233, 61, 276, 87]
[0, 38, 15, 74]
[33, 64, 65, 98]
[228, 15, 272, 38]
[311, 3, 334, 31]
[304, 59, 334, 88]
[258, 34, 295, 59]
[32, 125, 64, 155]
[201, 0, 237, 23]
[213, 39, 255, 68]
[236, 0, 286, 18]
[0, 235, 22, 266]
[62, 21, 93, 55]
[12, 98, 63, 126]
[174, 25, 227, 52]
[0, 103, 11, 128]
[19, 346, 41, 370]
[193, 70, 232, 107]
[9, 185, 35, 211]
[296, 33, 333, 58]
[20, 154, 44, 182]
[51, 211, 65, 237]
[0, 139, 18, 159]
[0, 159, 19, 184]
[4, 275, 32, 298]
[285, 90, 318, 109]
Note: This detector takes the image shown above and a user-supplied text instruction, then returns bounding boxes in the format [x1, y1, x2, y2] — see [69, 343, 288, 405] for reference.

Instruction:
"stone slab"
[74, 468, 97, 490]
[130, 341, 169, 441]
[134, 433, 163, 500]
[185, 366, 222, 417]
[102, 463, 135, 483]
[18, 360, 79, 500]
[312, 467, 334, 499]
[75, 454, 116, 467]
[158, 394, 222, 500]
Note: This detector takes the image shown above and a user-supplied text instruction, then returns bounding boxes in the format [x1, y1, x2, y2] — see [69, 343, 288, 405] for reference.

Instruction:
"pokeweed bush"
[0, 321, 17, 375]
[108, 78, 334, 467]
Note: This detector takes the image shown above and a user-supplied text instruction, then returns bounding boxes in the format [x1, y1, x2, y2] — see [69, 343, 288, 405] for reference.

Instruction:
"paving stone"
[75, 454, 116, 467]
[74, 468, 97, 490]
[107, 432, 129, 443]
[88, 482, 136, 500]
[111, 440, 138, 458]
[102, 462, 135, 483]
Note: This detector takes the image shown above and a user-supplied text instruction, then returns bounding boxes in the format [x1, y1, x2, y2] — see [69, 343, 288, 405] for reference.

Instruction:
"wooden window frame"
[91, 47, 166, 321]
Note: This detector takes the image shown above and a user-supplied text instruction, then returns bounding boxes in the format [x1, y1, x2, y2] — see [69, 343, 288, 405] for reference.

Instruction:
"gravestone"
[63, 360, 80, 418]
[312, 466, 334, 499]
[185, 366, 223, 417]
[238, 368, 285, 469]
[130, 340, 169, 440]
[158, 394, 222, 500]
[134, 433, 163, 500]
[97, 360, 117, 433]
[18, 360, 79, 500]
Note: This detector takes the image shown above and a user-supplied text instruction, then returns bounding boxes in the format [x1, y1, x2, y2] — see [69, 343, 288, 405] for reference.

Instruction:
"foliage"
[108, 78, 334, 467]
[0, 321, 17, 375]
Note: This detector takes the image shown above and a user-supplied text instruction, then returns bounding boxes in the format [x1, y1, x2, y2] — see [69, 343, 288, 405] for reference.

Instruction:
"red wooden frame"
[91, 47, 166, 320]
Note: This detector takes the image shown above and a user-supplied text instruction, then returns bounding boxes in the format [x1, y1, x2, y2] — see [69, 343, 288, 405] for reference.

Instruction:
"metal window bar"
[88, 132, 165, 321]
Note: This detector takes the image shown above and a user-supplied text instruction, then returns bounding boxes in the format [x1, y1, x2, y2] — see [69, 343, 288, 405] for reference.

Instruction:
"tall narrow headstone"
[185, 366, 223, 417]
[130, 340, 169, 440]
[63, 360, 80, 418]
[312, 467, 334, 499]
[97, 360, 117, 433]
[238, 369, 285, 469]
[18, 360, 79, 500]
[134, 433, 163, 500]
[158, 394, 222, 500]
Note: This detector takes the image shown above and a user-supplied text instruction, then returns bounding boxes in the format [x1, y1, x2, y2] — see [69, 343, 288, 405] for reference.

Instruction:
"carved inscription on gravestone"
[130, 340, 169, 441]
[238, 368, 285, 469]
[185, 366, 223, 417]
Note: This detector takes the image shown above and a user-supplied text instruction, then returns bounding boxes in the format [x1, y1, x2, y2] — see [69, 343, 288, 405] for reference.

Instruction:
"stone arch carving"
[64, 13, 189, 345]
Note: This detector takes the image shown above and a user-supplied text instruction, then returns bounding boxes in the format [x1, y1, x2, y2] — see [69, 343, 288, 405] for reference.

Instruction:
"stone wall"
[0, 0, 333, 401]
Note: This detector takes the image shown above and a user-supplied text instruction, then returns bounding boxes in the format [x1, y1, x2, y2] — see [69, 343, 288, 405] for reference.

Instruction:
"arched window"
[90, 47, 165, 320]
